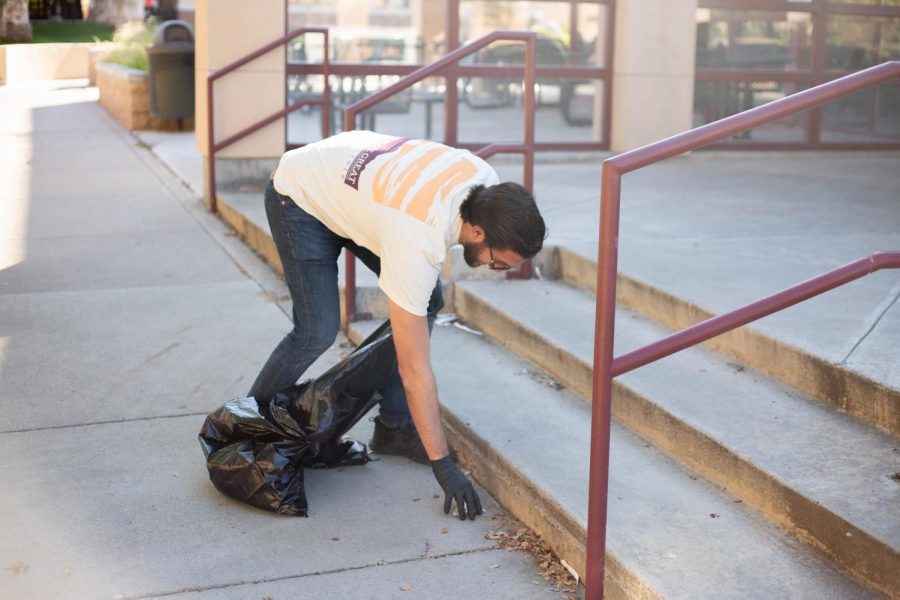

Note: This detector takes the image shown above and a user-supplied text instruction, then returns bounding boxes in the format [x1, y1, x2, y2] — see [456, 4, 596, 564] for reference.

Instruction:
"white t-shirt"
[273, 131, 500, 316]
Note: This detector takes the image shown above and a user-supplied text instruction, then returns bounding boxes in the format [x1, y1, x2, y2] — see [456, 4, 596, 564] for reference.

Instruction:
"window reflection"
[821, 84, 900, 142]
[285, 0, 610, 146]
[461, 1, 606, 67]
[694, 81, 808, 141]
[695, 9, 812, 70]
[827, 0, 900, 6]
[826, 15, 900, 70]
[287, 0, 430, 64]
[695, 3, 899, 145]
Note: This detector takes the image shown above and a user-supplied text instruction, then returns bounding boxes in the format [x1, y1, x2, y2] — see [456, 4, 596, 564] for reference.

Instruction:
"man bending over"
[248, 131, 546, 520]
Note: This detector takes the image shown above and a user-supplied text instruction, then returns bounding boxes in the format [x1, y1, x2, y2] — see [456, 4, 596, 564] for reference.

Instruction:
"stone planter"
[96, 61, 194, 131]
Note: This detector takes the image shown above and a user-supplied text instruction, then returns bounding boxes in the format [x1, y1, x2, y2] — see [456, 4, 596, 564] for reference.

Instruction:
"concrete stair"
[449, 277, 899, 597]
[213, 185, 898, 597]
[555, 246, 900, 437]
[347, 316, 885, 599]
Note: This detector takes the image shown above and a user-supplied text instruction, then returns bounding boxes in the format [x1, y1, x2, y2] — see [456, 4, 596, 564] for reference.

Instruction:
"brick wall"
[96, 62, 195, 131]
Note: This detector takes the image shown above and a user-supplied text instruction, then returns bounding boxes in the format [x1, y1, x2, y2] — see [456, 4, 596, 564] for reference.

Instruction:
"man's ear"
[470, 224, 485, 242]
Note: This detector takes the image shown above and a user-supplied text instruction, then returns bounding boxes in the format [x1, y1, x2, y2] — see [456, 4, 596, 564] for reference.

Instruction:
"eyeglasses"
[488, 247, 511, 271]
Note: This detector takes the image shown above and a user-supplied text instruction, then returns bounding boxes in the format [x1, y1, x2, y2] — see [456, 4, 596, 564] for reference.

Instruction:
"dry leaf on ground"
[6, 561, 28, 574]
[485, 521, 579, 589]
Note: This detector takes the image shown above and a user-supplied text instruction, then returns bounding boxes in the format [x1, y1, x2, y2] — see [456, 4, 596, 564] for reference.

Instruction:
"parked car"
[463, 35, 594, 126]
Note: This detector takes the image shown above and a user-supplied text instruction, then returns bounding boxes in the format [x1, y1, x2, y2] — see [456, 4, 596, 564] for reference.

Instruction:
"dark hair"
[460, 182, 547, 258]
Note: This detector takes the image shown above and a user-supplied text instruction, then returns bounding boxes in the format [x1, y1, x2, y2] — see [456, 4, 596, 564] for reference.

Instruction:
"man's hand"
[431, 455, 483, 520]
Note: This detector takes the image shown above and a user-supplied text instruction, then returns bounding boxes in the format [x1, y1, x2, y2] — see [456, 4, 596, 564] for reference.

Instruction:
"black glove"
[431, 455, 483, 520]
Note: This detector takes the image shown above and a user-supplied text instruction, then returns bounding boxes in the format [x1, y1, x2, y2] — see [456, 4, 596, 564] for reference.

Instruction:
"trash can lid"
[152, 20, 194, 46]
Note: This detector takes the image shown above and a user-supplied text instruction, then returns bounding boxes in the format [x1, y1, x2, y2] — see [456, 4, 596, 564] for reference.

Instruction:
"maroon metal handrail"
[340, 30, 537, 324]
[206, 27, 330, 213]
[611, 252, 900, 377]
[585, 60, 900, 600]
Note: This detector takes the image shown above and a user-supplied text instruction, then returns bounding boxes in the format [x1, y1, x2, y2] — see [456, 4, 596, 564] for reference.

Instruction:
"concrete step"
[553, 245, 900, 437]
[453, 278, 900, 596]
[347, 319, 877, 599]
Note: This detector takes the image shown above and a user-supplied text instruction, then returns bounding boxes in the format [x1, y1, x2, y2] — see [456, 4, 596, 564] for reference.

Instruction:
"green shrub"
[112, 18, 158, 47]
[103, 18, 158, 72]
[105, 45, 148, 71]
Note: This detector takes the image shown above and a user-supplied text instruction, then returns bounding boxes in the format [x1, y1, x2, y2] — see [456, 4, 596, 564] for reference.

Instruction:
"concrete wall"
[194, 0, 286, 199]
[194, 0, 286, 160]
[1, 43, 96, 84]
[610, 0, 698, 152]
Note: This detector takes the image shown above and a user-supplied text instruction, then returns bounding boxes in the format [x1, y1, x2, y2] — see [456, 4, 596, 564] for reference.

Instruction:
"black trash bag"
[198, 321, 396, 516]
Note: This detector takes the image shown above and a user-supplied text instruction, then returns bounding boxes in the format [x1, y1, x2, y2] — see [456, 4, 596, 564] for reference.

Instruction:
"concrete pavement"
[0, 81, 568, 600]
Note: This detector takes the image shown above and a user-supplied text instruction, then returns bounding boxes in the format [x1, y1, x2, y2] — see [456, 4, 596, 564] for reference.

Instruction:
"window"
[695, 1, 900, 147]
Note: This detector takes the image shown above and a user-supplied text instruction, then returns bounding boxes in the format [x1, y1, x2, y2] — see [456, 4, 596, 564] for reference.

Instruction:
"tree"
[88, 0, 142, 26]
[0, 0, 32, 43]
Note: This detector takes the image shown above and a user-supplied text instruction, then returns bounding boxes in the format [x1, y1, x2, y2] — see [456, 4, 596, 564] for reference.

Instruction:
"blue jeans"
[247, 180, 444, 426]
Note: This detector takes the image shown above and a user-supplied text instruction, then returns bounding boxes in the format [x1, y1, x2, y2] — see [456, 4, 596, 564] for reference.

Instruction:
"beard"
[462, 241, 484, 268]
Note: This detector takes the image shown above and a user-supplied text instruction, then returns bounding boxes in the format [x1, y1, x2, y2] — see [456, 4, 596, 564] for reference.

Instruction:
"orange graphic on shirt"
[372, 141, 476, 222]
[372, 139, 426, 204]
[388, 146, 452, 210]
[406, 158, 478, 223]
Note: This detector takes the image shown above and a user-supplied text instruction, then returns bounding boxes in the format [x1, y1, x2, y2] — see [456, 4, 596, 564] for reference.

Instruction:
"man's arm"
[388, 298, 483, 520]
[387, 298, 448, 460]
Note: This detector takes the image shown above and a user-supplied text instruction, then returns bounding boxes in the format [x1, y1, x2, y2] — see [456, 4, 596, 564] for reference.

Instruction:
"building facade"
[195, 0, 899, 177]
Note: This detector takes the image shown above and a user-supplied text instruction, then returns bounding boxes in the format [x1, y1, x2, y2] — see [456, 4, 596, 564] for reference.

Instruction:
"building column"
[610, 0, 697, 152]
[194, 0, 286, 201]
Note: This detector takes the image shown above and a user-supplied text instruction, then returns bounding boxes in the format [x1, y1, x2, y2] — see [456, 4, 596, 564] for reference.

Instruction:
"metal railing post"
[342, 96, 358, 324]
[206, 76, 216, 212]
[523, 36, 536, 192]
[445, 0, 460, 147]
[321, 29, 330, 138]
[585, 164, 621, 600]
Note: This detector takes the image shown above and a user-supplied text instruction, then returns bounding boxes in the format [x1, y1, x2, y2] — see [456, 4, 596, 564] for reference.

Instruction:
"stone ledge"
[95, 61, 148, 83]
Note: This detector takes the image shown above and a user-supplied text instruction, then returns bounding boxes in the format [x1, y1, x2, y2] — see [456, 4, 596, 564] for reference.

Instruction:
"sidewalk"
[0, 81, 567, 599]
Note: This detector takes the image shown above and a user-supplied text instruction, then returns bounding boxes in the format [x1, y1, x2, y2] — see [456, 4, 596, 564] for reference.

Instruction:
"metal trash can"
[147, 20, 195, 126]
